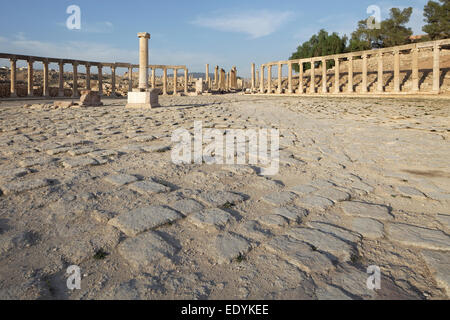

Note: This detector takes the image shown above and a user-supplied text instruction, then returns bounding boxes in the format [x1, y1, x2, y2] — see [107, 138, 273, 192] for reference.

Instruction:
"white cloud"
[191, 10, 294, 39]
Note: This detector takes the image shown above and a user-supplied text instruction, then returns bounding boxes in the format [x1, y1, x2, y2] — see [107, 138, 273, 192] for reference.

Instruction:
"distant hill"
[188, 72, 215, 79]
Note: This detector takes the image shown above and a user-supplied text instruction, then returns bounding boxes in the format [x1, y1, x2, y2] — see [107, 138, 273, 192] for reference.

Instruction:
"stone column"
[72, 62, 78, 98]
[260, 65, 265, 93]
[256, 69, 259, 88]
[288, 62, 293, 94]
[394, 49, 400, 93]
[298, 61, 304, 94]
[137, 32, 150, 91]
[334, 58, 340, 94]
[361, 54, 368, 93]
[27, 59, 34, 97]
[277, 63, 283, 94]
[85, 63, 91, 90]
[58, 61, 64, 97]
[10, 58, 17, 97]
[310, 59, 315, 93]
[205, 64, 209, 88]
[432, 42, 440, 93]
[348, 56, 354, 93]
[128, 66, 133, 92]
[232, 66, 237, 89]
[98, 65, 103, 96]
[151, 68, 156, 88]
[214, 66, 219, 88]
[322, 58, 327, 93]
[111, 65, 116, 97]
[43, 59, 49, 97]
[184, 68, 188, 94]
[173, 68, 177, 95]
[251, 63, 256, 90]
[377, 52, 384, 93]
[411, 47, 419, 93]
[163, 67, 168, 95]
[267, 65, 272, 93]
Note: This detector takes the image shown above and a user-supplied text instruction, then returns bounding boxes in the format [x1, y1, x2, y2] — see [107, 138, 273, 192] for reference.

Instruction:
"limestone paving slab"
[199, 191, 245, 207]
[118, 231, 178, 271]
[340, 201, 393, 220]
[0, 178, 52, 195]
[421, 250, 450, 295]
[188, 208, 233, 230]
[109, 206, 183, 236]
[272, 206, 309, 223]
[61, 157, 98, 168]
[296, 195, 334, 211]
[212, 232, 252, 264]
[262, 191, 296, 206]
[128, 180, 170, 195]
[387, 223, 450, 251]
[350, 217, 384, 240]
[104, 174, 139, 187]
[171, 199, 205, 216]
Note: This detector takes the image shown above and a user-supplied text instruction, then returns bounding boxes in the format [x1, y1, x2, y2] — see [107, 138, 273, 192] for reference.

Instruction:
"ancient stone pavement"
[0, 94, 448, 300]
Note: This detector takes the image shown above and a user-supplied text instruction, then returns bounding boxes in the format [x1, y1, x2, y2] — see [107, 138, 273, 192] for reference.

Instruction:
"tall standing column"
[173, 68, 177, 95]
[288, 62, 293, 94]
[310, 59, 315, 93]
[251, 63, 256, 90]
[111, 65, 116, 97]
[361, 54, 368, 93]
[256, 69, 259, 88]
[27, 59, 34, 97]
[151, 68, 155, 88]
[348, 56, 354, 93]
[10, 58, 17, 97]
[334, 57, 340, 94]
[322, 58, 327, 93]
[98, 65, 103, 96]
[85, 63, 91, 91]
[394, 49, 400, 93]
[72, 62, 78, 98]
[58, 61, 64, 97]
[128, 66, 133, 92]
[277, 63, 282, 94]
[411, 47, 419, 93]
[137, 32, 150, 91]
[184, 68, 188, 94]
[214, 66, 219, 88]
[432, 42, 440, 93]
[260, 65, 265, 93]
[298, 60, 304, 94]
[43, 59, 49, 97]
[377, 52, 384, 93]
[267, 65, 272, 93]
[205, 64, 209, 89]
[163, 67, 167, 95]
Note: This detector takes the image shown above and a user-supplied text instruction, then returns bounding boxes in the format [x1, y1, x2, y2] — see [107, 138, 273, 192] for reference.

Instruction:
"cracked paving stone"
[264, 235, 334, 273]
[108, 206, 183, 236]
[315, 188, 351, 203]
[396, 185, 426, 197]
[171, 199, 204, 216]
[272, 206, 308, 224]
[199, 191, 245, 207]
[68, 147, 98, 156]
[421, 250, 450, 295]
[104, 174, 139, 187]
[340, 201, 393, 220]
[350, 217, 384, 240]
[437, 214, 450, 229]
[296, 195, 334, 211]
[128, 180, 170, 195]
[61, 157, 98, 168]
[212, 232, 252, 264]
[188, 208, 233, 230]
[0, 178, 52, 195]
[287, 228, 355, 262]
[290, 184, 318, 195]
[387, 223, 450, 251]
[118, 231, 178, 271]
[236, 221, 271, 242]
[262, 191, 296, 206]
[258, 214, 290, 228]
[306, 221, 362, 243]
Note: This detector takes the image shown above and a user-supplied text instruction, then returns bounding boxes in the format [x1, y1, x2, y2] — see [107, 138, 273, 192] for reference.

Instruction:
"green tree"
[423, 0, 450, 40]
[348, 19, 382, 52]
[289, 29, 347, 72]
[380, 7, 413, 47]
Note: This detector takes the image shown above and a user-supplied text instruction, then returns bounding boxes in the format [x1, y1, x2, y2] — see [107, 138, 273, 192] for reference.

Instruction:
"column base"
[126, 90, 160, 109]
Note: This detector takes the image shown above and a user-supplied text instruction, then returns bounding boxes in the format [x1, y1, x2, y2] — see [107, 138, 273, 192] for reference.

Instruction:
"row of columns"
[8, 58, 190, 98]
[256, 43, 443, 94]
[149, 66, 189, 95]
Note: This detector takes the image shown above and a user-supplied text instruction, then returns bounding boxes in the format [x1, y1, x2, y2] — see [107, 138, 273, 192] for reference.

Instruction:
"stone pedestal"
[126, 89, 160, 109]
[80, 90, 103, 107]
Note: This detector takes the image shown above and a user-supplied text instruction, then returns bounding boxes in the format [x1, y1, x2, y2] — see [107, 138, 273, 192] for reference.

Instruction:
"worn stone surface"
[171, 199, 204, 215]
[212, 232, 252, 264]
[341, 201, 393, 220]
[0, 179, 51, 195]
[199, 191, 245, 207]
[351, 217, 384, 240]
[262, 191, 296, 206]
[296, 195, 334, 211]
[258, 214, 290, 228]
[104, 174, 139, 187]
[387, 223, 450, 251]
[118, 232, 177, 271]
[128, 180, 170, 194]
[61, 157, 98, 168]
[421, 250, 450, 295]
[109, 206, 182, 236]
[188, 208, 233, 230]
[272, 206, 308, 224]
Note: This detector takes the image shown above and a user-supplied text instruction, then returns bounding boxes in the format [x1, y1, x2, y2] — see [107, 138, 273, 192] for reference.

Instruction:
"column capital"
[10, 57, 17, 62]
[137, 32, 151, 39]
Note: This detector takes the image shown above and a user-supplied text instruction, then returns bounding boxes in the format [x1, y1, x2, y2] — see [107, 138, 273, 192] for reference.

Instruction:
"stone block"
[126, 89, 160, 109]
[79, 90, 103, 107]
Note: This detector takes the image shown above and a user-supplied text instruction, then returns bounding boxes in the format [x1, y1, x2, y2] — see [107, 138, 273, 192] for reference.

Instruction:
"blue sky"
[0, 0, 429, 76]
